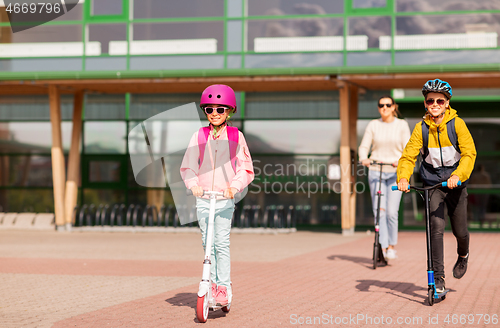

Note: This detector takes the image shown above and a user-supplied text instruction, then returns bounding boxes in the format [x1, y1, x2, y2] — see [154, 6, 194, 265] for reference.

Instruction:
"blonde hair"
[393, 104, 401, 117]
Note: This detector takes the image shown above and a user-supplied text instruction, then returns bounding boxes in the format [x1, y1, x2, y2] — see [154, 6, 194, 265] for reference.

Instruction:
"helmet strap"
[211, 121, 227, 131]
[426, 108, 446, 120]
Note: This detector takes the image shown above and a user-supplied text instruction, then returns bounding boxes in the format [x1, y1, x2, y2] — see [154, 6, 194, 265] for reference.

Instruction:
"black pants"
[429, 187, 469, 278]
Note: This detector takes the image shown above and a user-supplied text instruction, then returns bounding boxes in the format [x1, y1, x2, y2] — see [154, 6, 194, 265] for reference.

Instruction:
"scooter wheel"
[196, 294, 209, 323]
[373, 244, 379, 270]
[428, 289, 434, 306]
[222, 303, 231, 313]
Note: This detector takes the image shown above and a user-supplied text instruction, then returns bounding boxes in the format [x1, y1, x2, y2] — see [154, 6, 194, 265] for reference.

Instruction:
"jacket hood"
[423, 106, 458, 130]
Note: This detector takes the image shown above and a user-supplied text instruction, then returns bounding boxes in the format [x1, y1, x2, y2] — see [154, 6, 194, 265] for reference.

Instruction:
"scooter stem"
[424, 189, 433, 273]
[202, 194, 217, 282]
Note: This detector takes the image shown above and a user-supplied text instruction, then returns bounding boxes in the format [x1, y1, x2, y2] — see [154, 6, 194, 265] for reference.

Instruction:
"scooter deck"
[434, 289, 449, 299]
[209, 303, 230, 311]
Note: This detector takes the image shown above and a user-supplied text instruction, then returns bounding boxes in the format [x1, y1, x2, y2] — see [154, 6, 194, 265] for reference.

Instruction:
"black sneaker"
[453, 254, 468, 279]
[435, 276, 445, 293]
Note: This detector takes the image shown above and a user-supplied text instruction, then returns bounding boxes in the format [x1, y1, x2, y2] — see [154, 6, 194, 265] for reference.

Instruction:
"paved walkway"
[0, 230, 498, 328]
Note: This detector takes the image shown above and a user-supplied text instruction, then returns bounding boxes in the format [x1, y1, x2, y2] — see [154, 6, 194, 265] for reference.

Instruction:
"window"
[89, 160, 122, 183]
[133, 0, 223, 19]
[88, 24, 127, 55]
[84, 122, 126, 154]
[349, 16, 391, 49]
[85, 0, 128, 22]
[395, 14, 500, 50]
[245, 120, 340, 154]
[247, 18, 343, 52]
[353, 0, 387, 9]
[92, 0, 123, 16]
[0, 122, 74, 154]
[0, 155, 54, 186]
[346, 0, 393, 14]
[247, 0, 343, 16]
[245, 91, 338, 119]
[397, 0, 500, 12]
[84, 95, 126, 120]
[132, 21, 224, 53]
[82, 156, 127, 188]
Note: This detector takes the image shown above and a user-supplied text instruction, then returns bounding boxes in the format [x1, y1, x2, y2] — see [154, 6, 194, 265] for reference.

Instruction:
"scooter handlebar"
[186, 189, 228, 197]
[391, 181, 461, 191]
[441, 181, 462, 187]
[358, 161, 395, 167]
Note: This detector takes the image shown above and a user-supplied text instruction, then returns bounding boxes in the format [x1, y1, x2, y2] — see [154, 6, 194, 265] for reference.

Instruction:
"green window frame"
[84, 0, 129, 23]
[346, 0, 394, 15]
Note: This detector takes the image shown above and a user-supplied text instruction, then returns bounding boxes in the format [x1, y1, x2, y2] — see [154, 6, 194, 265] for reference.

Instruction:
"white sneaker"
[386, 248, 397, 259]
[227, 285, 232, 304]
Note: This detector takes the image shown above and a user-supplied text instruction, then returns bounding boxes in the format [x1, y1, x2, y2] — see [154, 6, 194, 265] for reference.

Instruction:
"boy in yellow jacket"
[397, 79, 476, 293]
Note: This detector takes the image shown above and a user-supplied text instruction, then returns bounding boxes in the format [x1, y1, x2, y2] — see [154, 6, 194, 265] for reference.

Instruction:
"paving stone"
[0, 231, 498, 328]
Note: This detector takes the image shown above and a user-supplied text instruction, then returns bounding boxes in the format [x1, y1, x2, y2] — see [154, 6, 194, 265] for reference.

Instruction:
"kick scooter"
[363, 161, 394, 269]
[392, 181, 461, 306]
[187, 189, 231, 323]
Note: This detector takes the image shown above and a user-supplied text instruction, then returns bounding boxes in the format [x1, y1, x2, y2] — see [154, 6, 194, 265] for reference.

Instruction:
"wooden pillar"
[64, 91, 84, 229]
[147, 189, 165, 217]
[49, 86, 66, 229]
[339, 82, 358, 236]
[348, 85, 359, 231]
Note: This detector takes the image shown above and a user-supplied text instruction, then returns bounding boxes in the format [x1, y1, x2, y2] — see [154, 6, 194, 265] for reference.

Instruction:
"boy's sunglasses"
[378, 103, 393, 108]
[204, 107, 229, 115]
[425, 98, 446, 106]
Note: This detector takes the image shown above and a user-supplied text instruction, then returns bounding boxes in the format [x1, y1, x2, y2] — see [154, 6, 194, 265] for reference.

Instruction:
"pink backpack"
[198, 126, 239, 172]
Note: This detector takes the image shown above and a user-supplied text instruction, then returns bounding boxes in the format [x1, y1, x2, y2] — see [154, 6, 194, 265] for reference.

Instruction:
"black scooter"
[364, 161, 394, 269]
[392, 181, 461, 305]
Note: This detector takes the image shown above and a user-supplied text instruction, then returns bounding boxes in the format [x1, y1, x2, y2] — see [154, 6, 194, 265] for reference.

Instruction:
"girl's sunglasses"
[204, 107, 229, 115]
[425, 98, 446, 106]
[378, 103, 393, 108]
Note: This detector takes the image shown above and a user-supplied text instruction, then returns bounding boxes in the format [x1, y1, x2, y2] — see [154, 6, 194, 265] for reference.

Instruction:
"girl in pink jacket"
[180, 84, 254, 306]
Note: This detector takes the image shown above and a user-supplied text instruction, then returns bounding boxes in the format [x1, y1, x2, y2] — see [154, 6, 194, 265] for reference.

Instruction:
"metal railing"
[72, 203, 302, 231]
[74, 204, 183, 228]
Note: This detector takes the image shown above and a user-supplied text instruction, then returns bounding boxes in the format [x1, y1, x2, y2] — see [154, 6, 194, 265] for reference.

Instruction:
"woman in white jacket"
[359, 96, 411, 260]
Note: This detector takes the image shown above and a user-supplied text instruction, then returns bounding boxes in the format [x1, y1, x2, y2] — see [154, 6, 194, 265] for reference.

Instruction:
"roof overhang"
[1, 71, 500, 95]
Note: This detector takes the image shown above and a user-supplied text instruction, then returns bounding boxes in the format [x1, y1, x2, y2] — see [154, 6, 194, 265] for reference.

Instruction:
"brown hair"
[378, 95, 401, 118]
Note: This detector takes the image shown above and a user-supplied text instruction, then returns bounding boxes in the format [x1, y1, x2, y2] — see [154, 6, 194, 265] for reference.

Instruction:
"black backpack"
[419, 117, 463, 186]
[421, 117, 460, 157]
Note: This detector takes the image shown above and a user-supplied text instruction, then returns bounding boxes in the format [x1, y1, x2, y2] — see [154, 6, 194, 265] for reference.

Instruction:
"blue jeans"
[368, 170, 402, 249]
[196, 198, 234, 288]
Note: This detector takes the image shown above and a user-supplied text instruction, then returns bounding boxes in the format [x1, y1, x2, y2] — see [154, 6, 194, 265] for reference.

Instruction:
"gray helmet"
[422, 79, 452, 99]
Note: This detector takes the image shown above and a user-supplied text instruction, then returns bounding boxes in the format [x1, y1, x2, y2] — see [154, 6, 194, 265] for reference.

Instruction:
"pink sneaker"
[212, 283, 217, 299]
[215, 286, 228, 306]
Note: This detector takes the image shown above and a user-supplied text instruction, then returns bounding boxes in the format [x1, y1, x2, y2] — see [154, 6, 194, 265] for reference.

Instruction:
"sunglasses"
[425, 98, 446, 106]
[378, 103, 393, 108]
[204, 107, 229, 115]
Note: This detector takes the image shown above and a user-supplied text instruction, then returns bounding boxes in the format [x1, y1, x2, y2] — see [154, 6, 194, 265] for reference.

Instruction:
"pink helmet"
[200, 84, 237, 113]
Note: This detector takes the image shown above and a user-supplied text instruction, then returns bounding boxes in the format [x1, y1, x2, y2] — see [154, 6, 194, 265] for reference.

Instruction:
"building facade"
[1, 0, 500, 231]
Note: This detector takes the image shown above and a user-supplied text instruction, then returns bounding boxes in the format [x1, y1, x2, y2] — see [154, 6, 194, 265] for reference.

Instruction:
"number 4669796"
[6, 2, 62, 14]
[444, 314, 498, 325]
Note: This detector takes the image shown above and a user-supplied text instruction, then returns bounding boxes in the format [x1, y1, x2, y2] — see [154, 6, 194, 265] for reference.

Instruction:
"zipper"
[211, 138, 218, 191]
[437, 127, 444, 166]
